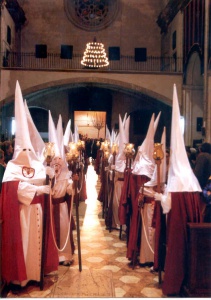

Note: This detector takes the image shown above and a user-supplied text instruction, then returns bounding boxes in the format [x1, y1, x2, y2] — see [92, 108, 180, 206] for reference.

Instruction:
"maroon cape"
[162, 192, 202, 295]
[0, 181, 58, 284]
[118, 168, 132, 225]
[152, 201, 166, 271]
[126, 174, 149, 260]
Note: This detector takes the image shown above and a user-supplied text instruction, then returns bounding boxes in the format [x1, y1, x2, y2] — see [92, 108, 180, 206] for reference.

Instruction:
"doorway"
[74, 111, 106, 139]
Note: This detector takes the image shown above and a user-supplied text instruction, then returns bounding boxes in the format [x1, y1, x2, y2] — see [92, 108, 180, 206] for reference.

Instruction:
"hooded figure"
[126, 112, 160, 261]
[132, 112, 161, 177]
[155, 84, 202, 296]
[115, 113, 130, 173]
[48, 111, 75, 266]
[1, 81, 58, 287]
[110, 113, 130, 229]
[139, 126, 166, 266]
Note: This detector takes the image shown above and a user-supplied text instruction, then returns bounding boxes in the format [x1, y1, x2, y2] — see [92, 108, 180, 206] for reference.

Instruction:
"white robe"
[139, 202, 155, 264]
[112, 171, 124, 228]
[51, 178, 73, 262]
[16, 181, 43, 286]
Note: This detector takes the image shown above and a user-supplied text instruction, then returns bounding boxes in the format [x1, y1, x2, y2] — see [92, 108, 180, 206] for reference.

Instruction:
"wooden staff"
[101, 152, 106, 219]
[40, 156, 51, 290]
[66, 143, 82, 272]
[73, 164, 82, 272]
[132, 182, 144, 269]
[153, 143, 164, 284]
[106, 152, 116, 232]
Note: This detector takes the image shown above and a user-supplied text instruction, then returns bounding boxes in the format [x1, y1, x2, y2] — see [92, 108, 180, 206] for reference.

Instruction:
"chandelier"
[81, 37, 109, 69]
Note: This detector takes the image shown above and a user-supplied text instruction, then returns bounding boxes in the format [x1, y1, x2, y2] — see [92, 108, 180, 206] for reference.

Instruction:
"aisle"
[6, 164, 164, 298]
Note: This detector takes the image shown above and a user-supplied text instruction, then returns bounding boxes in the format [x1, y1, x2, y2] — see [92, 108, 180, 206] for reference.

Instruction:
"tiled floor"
[5, 164, 165, 298]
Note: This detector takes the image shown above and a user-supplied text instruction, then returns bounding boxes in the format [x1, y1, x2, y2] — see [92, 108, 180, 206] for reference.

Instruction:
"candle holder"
[100, 140, 110, 152]
[111, 143, 118, 156]
[153, 143, 164, 161]
[66, 142, 80, 173]
[124, 143, 135, 169]
[66, 142, 79, 162]
[77, 140, 85, 152]
[43, 142, 55, 165]
[76, 140, 85, 163]
[153, 143, 164, 193]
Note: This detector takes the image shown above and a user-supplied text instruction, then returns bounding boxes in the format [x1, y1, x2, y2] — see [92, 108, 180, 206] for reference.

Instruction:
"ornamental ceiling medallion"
[64, 0, 119, 31]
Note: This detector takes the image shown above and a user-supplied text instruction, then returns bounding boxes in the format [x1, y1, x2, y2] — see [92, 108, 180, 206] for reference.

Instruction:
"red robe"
[162, 192, 202, 295]
[118, 168, 132, 226]
[126, 174, 149, 260]
[0, 181, 58, 284]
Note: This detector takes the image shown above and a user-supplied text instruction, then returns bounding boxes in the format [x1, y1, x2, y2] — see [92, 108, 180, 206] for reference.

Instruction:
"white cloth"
[111, 171, 124, 228]
[154, 191, 172, 214]
[140, 202, 155, 264]
[51, 178, 73, 262]
[16, 182, 43, 286]
[132, 151, 155, 178]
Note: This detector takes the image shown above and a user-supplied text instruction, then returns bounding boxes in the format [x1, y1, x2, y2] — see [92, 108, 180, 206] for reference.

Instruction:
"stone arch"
[2, 76, 172, 143]
[22, 76, 171, 106]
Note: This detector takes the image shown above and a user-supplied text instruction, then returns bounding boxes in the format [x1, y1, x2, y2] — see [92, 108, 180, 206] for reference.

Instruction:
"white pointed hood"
[73, 125, 79, 143]
[167, 84, 201, 192]
[154, 111, 161, 133]
[63, 119, 71, 147]
[105, 125, 111, 142]
[48, 111, 60, 157]
[48, 111, 70, 180]
[115, 113, 130, 172]
[132, 113, 156, 178]
[145, 126, 167, 187]
[56, 114, 65, 160]
[24, 100, 45, 162]
[3, 81, 46, 183]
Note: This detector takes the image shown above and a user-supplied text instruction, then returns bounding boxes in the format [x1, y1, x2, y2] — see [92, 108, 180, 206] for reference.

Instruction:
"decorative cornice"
[5, 0, 26, 30]
[156, 0, 191, 33]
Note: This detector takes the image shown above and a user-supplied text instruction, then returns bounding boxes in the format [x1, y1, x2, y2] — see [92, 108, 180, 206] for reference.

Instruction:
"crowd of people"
[0, 82, 211, 297]
[94, 85, 211, 296]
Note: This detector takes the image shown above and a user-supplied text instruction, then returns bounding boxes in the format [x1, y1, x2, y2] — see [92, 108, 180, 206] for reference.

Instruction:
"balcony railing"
[1, 52, 183, 73]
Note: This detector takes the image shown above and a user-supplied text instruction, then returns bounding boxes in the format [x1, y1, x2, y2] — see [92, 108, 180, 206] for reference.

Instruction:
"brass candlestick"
[153, 143, 164, 193]
[153, 142, 164, 285]
[65, 142, 82, 272]
[124, 143, 135, 169]
[40, 142, 55, 290]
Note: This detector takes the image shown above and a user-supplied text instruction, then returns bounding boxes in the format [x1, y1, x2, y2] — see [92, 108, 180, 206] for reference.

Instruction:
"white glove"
[154, 192, 163, 201]
[46, 166, 55, 179]
[36, 185, 50, 196]
[111, 165, 115, 170]
[66, 179, 73, 195]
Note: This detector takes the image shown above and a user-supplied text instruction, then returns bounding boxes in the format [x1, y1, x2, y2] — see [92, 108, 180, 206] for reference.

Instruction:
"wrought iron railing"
[1, 52, 183, 73]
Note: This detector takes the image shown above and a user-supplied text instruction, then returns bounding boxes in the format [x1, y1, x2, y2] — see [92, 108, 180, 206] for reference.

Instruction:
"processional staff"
[123, 143, 135, 244]
[66, 141, 83, 272]
[100, 140, 110, 219]
[153, 143, 164, 284]
[107, 143, 118, 232]
[40, 142, 55, 290]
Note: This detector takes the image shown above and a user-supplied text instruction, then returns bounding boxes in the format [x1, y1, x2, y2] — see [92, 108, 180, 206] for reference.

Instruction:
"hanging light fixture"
[81, 37, 109, 69]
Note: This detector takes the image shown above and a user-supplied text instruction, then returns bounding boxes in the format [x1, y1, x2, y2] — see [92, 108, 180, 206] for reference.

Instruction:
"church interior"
[0, 0, 211, 298]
